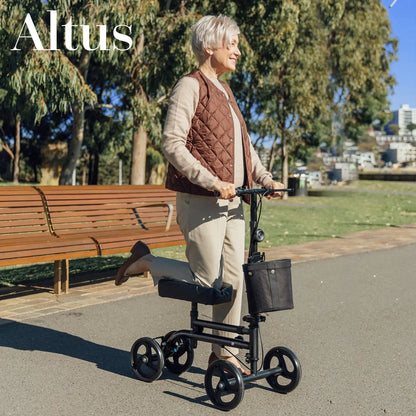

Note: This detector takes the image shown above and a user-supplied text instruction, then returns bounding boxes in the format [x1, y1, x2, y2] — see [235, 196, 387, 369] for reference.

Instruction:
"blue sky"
[382, 0, 416, 111]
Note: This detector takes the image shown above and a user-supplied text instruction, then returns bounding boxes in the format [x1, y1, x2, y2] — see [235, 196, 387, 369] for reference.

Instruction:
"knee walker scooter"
[130, 187, 301, 411]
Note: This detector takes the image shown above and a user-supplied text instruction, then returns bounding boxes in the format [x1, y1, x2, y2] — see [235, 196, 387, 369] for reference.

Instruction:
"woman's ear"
[205, 47, 214, 56]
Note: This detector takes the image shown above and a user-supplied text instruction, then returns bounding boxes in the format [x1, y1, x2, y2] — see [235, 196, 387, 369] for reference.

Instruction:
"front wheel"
[205, 360, 245, 411]
[130, 337, 164, 382]
[264, 346, 301, 393]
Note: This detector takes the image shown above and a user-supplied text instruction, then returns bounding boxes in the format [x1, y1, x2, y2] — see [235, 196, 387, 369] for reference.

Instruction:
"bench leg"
[62, 259, 69, 293]
[54, 260, 70, 294]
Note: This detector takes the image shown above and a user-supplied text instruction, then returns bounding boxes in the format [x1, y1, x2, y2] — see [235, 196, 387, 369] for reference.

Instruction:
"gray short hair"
[191, 15, 240, 63]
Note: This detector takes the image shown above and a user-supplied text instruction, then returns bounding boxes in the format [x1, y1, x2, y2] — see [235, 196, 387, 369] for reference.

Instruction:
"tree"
[227, 2, 331, 194]
[358, 134, 377, 152]
[118, 2, 197, 184]
[1, 1, 198, 185]
[327, 0, 397, 141]
[58, 0, 159, 184]
[388, 123, 400, 135]
[230, 0, 396, 194]
[61, 0, 197, 185]
[407, 122, 416, 135]
[0, 0, 398, 187]
[0, 0, 96, 183]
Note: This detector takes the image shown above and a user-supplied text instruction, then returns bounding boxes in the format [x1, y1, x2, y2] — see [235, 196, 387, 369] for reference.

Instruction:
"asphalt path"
[1, 244, 415, 416]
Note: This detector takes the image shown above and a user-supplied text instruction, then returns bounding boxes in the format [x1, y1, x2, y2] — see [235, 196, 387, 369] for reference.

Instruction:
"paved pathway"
[1, 235, 415, 415]
[1, 223, 416, 325]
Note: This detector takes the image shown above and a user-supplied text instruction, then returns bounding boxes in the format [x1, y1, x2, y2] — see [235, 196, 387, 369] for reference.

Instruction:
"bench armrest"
[139, 203, 174, 231]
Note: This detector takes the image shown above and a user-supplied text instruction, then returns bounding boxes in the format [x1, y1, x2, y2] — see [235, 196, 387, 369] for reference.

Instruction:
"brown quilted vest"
[165, 69, 253, 197]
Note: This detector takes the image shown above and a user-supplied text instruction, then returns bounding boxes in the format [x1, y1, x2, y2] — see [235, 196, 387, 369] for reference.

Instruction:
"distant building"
[321, 150, 375, 169]
[328, 162, 358, 182]
[376, 135, 416, 145]
[351, 152, 376, 168]
[388, 104, 416, 136]
[305, 171, 324, 187]
[383, 142, 416, 164]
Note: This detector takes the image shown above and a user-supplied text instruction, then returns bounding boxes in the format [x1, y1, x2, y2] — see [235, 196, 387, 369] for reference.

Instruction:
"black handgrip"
[213, 187, 292, 197]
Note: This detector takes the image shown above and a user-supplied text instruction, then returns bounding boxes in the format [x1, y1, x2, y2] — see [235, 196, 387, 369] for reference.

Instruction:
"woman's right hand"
[211, 179, 236, 200]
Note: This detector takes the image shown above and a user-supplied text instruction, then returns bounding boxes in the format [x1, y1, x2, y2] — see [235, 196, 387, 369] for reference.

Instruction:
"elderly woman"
[115, 15, 283, 374]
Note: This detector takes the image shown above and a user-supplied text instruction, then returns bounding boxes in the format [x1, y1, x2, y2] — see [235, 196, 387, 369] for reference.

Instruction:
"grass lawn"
[258, 182, 416, 247]
[1, 180, 416, 287]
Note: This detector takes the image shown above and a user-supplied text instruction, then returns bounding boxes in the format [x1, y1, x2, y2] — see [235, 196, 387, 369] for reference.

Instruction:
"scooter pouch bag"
[243, 259, 294, 314]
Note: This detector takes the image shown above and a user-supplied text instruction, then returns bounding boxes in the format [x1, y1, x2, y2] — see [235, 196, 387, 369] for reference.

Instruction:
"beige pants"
[150, 192, 245, 356]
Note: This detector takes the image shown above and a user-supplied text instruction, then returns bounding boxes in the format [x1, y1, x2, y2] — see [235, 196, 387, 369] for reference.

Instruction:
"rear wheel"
[162, 332, 194, 375]
[130, 337, 164, 382]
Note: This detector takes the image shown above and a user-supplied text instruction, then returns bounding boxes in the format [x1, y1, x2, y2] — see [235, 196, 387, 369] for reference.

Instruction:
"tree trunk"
[267, 137, 278, 172]
[130, 123, 147, 184]
[89, 151, 99, 185]
[129, 33, 147, 185]
[81, 160, 88, 185]
[59, 103, 85, 185]
[59, 51, 90, 185]
[12, 113, 21, 183]
[281, 132, 289, 201]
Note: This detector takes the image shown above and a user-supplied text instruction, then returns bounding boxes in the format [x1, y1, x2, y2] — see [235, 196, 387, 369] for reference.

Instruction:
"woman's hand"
[211, 179, 236, 200]
[264, 180, 285, 198]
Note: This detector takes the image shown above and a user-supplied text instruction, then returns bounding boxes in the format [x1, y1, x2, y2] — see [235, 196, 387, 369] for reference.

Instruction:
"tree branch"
[0, 139, 14, 159]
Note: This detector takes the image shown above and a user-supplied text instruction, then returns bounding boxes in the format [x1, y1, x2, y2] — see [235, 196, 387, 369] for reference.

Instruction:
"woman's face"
[210, 34, 241, 75]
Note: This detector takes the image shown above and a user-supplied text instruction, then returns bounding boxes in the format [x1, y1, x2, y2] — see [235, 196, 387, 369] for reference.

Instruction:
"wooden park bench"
[0, 185, 185, 294]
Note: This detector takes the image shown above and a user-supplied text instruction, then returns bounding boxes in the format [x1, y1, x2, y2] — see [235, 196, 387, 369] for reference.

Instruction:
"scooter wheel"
[162, 332, 194, 375]
[205, 360, 245, 411]
[130, 337, 164, 382]
[264, 346, 302, 393]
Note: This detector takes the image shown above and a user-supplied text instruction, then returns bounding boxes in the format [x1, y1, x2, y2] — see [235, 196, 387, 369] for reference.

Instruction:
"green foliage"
[406, 123, 416, 134]
[0, 1, 97, 122]
[230, 0, 395, 183]
[388, 123, 400, 135]
[328, 0, 397, 140]
[0, 0, 398, 185]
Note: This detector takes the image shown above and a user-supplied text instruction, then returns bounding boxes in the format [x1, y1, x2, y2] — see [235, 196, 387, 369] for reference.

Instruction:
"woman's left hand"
[264, 181, 285, 198]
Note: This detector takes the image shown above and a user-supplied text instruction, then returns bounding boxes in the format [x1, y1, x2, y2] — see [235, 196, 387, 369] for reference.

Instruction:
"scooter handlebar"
[213, 187, 292, 197]
[235, 187, 292, 196]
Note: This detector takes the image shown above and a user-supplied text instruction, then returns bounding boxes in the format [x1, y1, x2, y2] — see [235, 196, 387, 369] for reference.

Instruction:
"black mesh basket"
[243, 259, 294, 315]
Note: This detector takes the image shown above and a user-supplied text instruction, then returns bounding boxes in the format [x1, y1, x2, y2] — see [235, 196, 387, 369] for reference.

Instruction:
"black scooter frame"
[162, 188, 291, 377]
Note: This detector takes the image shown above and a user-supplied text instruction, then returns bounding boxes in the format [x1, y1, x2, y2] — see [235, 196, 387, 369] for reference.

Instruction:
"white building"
[376, 135, 416, 145]
[331, 162, 358, 182]
[305, 171, 324, 187]
[384, 142, 416, 164]
[351, 151, 376, 168]
[389, 104, 416, 136]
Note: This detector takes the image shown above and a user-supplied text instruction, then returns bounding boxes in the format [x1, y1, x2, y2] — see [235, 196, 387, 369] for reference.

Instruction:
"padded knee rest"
[158, 279, 233, 305]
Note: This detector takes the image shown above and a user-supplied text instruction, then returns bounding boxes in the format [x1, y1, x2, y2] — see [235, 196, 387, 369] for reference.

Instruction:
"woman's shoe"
[115, 241, 150, 286]
[208, 352, 250, 375]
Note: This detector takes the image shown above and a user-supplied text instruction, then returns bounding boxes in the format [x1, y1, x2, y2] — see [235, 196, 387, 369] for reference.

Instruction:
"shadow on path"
[0, 320, 132, 378]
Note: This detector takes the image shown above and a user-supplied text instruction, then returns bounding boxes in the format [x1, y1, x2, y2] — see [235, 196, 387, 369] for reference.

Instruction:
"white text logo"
[11, 10, 133, 51]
